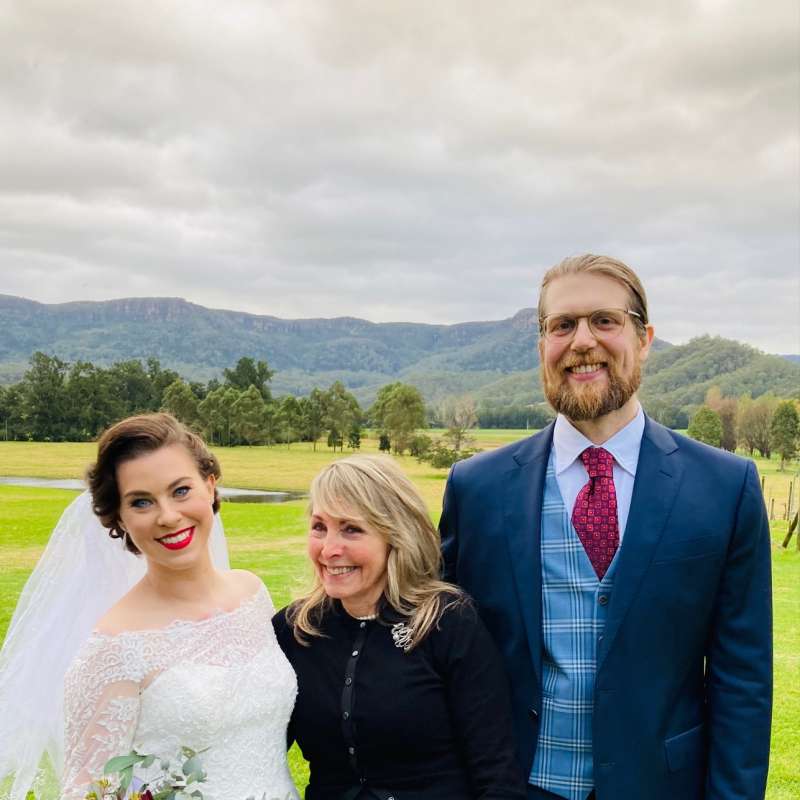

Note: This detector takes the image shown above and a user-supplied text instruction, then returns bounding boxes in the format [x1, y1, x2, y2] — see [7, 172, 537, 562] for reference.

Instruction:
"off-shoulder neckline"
[89, 584, 267, 639]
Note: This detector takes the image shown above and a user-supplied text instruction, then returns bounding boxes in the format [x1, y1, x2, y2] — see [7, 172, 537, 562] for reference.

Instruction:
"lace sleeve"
[62, 635, 144, 800]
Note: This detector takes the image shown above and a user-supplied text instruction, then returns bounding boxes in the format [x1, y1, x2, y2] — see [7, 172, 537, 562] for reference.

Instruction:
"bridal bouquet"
[83, 747, 208, 800]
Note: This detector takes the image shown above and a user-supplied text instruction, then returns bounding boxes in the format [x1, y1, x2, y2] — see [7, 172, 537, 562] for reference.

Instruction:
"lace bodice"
[62, 586, 299, 800]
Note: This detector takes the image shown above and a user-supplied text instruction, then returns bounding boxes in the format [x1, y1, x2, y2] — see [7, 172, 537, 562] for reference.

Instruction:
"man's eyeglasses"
[539, 308, 643, 341]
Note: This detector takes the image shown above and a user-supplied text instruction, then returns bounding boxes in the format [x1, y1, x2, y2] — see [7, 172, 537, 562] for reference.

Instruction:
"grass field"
[0, 433, 798, 797]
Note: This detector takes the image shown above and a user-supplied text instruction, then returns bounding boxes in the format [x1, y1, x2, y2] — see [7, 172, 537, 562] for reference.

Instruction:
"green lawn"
[0, 437, 798, 797]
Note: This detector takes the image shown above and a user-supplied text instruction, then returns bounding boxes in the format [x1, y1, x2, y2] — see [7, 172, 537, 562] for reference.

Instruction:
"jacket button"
[348, 746, 355, 755]
[529, 708, 539, 720]
[598, 595, 609, 605]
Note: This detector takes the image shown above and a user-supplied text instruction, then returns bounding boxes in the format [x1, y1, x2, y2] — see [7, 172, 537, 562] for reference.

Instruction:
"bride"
[0, 413, 299, 800]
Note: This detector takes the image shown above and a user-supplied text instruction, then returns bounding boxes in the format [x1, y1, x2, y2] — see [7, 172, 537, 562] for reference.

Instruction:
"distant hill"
[640, 336, 800, 411]
[0, 295, 797, 413]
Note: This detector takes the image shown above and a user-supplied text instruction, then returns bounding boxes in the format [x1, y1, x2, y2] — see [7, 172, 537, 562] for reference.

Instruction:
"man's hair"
[287, 454, 463, 650]
[87, 412, 221, 554]
[538, 254, 649, 334]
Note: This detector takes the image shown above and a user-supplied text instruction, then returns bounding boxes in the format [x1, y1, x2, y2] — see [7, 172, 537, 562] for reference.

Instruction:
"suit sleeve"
[705, 460, 772, 799]
[439, 464, 459, 584]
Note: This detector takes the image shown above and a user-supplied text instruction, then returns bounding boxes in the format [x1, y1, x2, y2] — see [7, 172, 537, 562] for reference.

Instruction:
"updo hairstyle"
[87, 412, 221, 554]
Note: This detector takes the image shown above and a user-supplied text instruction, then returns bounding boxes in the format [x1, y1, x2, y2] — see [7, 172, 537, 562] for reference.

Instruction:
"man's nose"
[570, 317, 598, 350]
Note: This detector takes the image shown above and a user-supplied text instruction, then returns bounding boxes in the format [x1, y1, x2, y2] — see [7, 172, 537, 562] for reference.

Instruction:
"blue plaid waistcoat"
[529, 454, 616, 800]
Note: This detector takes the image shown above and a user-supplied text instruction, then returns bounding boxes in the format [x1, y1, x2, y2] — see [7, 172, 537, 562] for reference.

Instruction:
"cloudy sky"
[1, 0, 798, 352]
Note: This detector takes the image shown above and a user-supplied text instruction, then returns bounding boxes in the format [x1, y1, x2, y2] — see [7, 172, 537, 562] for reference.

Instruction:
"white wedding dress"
[61, 585, 299, 800]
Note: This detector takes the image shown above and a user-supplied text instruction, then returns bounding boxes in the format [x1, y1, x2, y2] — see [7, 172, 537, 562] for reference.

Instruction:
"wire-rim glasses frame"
[539, 307, 644, 341]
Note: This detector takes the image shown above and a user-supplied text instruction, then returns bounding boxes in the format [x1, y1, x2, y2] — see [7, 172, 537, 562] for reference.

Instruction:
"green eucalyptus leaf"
[104, 755, 141, 774]
[140, 755, 156, 769]
[182, 757, 202, 777]
[119, 766, 134, 793]
[180, 747, 197, 759]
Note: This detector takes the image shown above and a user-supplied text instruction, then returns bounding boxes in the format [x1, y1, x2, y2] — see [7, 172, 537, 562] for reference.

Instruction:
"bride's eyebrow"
[122, 476, 194, 499]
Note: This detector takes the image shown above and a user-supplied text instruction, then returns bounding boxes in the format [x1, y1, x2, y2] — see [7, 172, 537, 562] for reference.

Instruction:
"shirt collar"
[553, 404, 645, 477]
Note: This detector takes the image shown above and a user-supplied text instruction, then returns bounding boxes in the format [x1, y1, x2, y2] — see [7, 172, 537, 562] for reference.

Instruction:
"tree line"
[0, 354, 477, 464]
[687, 387, 800, 469]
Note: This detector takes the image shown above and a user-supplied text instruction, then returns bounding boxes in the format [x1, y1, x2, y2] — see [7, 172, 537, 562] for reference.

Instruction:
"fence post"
[769, 498, 774, 520]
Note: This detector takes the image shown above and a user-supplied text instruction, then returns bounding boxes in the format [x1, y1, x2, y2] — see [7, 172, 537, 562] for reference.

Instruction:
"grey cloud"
[0, 0, 797, 353]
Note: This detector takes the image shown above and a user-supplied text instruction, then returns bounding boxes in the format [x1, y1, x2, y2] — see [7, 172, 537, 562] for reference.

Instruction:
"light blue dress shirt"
[552, 404, 645, 542]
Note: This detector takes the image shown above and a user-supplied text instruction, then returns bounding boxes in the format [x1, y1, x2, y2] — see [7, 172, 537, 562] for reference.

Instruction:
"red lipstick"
[156, 526, 195, 551]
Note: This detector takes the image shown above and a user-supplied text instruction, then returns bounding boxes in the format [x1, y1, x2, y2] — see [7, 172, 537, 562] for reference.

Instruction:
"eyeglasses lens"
[544, 309, 627, 339]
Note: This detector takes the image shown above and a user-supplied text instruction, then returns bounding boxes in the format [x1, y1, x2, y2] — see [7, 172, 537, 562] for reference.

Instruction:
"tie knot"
[580, 446, 614, 478]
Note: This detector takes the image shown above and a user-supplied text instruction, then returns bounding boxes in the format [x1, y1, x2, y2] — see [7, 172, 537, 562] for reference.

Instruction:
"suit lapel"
[597, 417, 683, 670]
[504, 423, 553, 687]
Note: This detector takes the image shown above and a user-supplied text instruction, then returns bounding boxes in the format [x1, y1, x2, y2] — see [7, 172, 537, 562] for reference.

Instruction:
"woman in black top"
[273, 455, 526, 800]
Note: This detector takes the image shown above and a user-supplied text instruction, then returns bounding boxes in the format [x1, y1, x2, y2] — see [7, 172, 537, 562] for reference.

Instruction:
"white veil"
[0, 491, 230, 800]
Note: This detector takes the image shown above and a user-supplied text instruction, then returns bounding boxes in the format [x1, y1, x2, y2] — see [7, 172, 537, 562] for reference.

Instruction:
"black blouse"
[273, 598, 526, 800]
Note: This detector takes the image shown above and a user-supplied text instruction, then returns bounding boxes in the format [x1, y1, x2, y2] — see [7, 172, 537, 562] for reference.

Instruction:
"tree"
[223, 357, 274, 401]
[739, 394, 777, 458]
[687, 406, 723, 447]
[0, 383, 25, 440]
[63, 360, 118, 440]
[162, 379, 200, 428]
[19, 353, 68, 440]
[107, 360, 156, 416]
[440, 395, 478, 452]
[770, 400, 799, 470]
[705, 387, 738, 452]
[277, 395, 302, 448]
[198, 385, 237, 445]
[370, 382, 426, 454]
[231, 386, 266, 445]
[347, 424, 362, 450]
[146, 358, 181, 409]
[323, 382, 362, 453]
[299, 389, 326, 450]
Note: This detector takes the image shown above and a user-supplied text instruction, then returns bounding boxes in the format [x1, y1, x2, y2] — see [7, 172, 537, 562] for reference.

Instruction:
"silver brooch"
[391, 621, 414, 652]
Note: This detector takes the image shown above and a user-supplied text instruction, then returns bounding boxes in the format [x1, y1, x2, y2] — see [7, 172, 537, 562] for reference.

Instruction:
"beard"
[542, 349, 642, 421]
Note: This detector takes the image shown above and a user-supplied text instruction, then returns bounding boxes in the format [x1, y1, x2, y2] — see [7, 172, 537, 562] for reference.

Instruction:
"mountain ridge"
[1, 294, 797, 414]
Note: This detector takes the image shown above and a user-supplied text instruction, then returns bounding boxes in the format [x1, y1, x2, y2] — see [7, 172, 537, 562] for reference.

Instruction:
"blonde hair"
[538, 254, 649, 336]
[287, 454, 463, 649]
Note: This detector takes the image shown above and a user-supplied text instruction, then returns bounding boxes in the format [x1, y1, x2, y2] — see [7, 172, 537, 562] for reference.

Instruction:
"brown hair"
[538, 254, 649, 336]
[87, 413, 221, 554]
[287, 455, 463, 650]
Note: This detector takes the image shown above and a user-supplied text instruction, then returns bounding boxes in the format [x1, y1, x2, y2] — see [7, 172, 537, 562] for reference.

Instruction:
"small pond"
[0, 477, 301, 504]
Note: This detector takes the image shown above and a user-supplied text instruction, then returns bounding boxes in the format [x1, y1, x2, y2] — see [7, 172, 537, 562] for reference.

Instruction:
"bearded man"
[440, 254, 772, 800]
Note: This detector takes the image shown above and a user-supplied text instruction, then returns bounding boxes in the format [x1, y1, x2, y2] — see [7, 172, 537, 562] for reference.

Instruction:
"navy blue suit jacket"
[440, 417, 772, 800]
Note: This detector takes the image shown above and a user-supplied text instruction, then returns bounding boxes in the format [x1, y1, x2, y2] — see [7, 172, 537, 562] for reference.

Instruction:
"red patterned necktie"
[571, 447, 619, 579]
